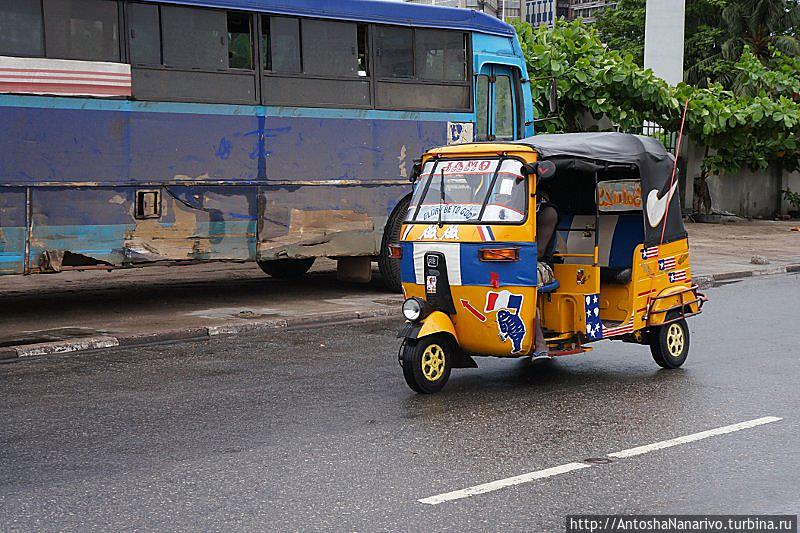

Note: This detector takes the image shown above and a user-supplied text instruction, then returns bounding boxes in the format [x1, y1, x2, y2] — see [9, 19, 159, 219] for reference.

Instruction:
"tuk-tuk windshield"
[406, 158, 527, 224]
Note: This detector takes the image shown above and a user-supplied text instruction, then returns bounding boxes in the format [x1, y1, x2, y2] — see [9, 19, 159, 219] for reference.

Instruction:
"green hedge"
[514, 19, 800, 174]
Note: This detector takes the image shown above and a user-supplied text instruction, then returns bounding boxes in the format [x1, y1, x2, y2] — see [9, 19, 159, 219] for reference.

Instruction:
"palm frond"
[771, 34, 800, 55]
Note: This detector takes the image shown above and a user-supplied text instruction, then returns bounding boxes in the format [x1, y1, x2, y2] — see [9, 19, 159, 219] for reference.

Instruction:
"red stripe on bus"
[0, 74, 131, 83]
[0, 67, 131, 77]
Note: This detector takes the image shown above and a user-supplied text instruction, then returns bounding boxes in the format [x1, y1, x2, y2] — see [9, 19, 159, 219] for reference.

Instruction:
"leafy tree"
[513, 19, 800, 175]
[684, 0, 730, 85]
[721, 0, 800, 61]
[593, 0, 646, 63]
[594, 0, 800, 88]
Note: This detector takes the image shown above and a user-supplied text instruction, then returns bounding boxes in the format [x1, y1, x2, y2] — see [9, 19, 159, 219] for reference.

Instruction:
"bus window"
[374, 27, 470, 111]
[128, 3, 161, 65]
[414, 30, 466, 82]
[227, 11, 253, 70]
[261, 16, 371, 107]
[476, 75, 490, 141]
[0, 0, 44, 57]
[128, 5, 256, 104]
[357, 24, 369, 77]
[375, 27, 414, 78]
[263, 16, 301, 73]
[43, 0, 120, 62]
[476, 66, 519, 140]
[161, 6, 227, 70]
[494, 75, 514, 140]
[301, 20, 361, 78]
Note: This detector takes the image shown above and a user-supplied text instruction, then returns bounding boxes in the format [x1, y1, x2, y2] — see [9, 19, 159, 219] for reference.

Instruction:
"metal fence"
[631, 123, 678, 154]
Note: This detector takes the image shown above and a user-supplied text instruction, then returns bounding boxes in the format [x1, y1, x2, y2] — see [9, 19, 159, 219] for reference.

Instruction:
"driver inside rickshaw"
[533, 186, 559, 360]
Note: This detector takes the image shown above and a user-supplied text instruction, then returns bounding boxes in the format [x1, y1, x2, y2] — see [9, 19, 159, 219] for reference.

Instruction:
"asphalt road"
[1, 274, 798, 532]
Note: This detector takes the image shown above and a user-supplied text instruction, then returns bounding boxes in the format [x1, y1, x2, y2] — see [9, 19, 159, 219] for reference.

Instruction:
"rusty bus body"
[0, 0, 533, 288]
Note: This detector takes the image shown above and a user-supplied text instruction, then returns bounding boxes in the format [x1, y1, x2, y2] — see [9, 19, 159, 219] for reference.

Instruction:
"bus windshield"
[406, 158, 527, 224]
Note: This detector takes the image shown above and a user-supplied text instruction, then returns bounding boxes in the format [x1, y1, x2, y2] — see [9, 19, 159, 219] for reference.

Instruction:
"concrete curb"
[694, 263, 800, 289]
[1, 265, 797, 362]
[0, 307, 398, 362]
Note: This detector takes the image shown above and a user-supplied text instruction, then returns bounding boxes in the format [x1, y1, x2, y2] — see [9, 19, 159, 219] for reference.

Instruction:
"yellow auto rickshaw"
[392, 132, 706, 394]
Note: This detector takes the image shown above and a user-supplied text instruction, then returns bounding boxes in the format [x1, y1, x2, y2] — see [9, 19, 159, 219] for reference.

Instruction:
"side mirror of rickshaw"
[520, 161, 557, 182]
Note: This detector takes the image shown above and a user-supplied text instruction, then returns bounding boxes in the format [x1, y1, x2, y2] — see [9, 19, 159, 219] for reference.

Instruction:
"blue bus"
[0, 0, 533, 290]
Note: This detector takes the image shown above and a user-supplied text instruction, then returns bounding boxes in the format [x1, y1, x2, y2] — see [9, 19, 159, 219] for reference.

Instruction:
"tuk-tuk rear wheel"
[650, 317, 690, 369]
[401, 334, 453, 394]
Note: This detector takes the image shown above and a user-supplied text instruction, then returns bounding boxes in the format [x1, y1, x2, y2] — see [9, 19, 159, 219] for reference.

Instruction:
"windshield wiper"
[411, 160, 440, 222]
[437, 169, 445, 228]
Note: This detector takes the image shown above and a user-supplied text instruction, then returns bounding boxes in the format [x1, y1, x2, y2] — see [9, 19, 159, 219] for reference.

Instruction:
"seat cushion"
[538, 279, 560, 293]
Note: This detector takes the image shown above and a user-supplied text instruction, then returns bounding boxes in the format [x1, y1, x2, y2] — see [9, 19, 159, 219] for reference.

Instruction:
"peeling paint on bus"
[0, 100, 441, 275]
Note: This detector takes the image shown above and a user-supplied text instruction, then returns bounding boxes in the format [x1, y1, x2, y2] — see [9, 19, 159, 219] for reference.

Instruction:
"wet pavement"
[1, 274, 798, 531]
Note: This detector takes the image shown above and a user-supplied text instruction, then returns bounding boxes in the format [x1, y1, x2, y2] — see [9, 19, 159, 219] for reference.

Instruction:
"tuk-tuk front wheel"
[401, 335, 453, 394]
[650, 318, 690, 369]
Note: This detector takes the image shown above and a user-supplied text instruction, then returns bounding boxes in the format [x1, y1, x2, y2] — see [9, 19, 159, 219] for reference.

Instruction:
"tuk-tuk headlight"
[402, 297, 431, 322]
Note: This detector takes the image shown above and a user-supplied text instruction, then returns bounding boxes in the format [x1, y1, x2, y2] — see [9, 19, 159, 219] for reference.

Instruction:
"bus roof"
[150, 0, 515, 37]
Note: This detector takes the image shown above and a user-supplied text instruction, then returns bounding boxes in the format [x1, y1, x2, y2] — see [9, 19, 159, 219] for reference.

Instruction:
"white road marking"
[418, 462, 592, 505]
[417, 416, 782, 506]
[607, 416, 782, 459]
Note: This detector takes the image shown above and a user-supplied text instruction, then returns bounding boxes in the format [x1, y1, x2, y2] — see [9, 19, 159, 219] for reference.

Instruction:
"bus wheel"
[257, 258, 315, 279]
[401, 335, 452, 394]
[650, 318, 690, 369]
[378, 195, 411, 293]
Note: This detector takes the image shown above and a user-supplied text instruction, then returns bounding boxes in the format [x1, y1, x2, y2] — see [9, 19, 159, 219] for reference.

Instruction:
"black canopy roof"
[512, 132, 686, 246]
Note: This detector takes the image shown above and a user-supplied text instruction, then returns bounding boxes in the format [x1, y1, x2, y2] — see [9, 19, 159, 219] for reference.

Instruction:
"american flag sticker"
[669, 269, 688, 282]
[476, 225, 495, 242]
[642, 246, 660, 259]
[584, 294, 603, 340]
[658, 257, 677, 270]
[603, 316, 635, 337]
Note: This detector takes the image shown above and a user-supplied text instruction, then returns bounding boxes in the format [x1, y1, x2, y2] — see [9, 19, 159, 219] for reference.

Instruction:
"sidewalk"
[687, 220, 800, 280]
[1, 220, 798, 359]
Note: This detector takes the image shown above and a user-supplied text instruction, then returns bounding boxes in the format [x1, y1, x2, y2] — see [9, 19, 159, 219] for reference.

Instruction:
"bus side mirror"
[410, 160, 422, 183]
[548, 79, 559, 115]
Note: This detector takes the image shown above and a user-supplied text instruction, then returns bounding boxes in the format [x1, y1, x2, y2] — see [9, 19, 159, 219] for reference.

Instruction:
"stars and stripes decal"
[669, 269, 688, 283]
[585, 294, 635, 339]
[658, 256, 677, 270]
[476, 225, 495, 242]
[603, 316, 635, 337]
[584, 294, 603, 340]
[641, 246, 660, 259]
[0, 56, 132, 98]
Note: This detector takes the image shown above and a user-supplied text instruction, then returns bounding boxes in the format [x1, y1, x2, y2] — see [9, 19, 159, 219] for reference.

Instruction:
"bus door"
[475, 65, 518, 141]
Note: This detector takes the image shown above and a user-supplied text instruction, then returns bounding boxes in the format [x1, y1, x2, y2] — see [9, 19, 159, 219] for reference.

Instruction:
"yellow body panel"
[539, 264, 599, 335]
[417, 311, 458, 343]
[426, 144, 537, 159]
[405, 282, 538, 357]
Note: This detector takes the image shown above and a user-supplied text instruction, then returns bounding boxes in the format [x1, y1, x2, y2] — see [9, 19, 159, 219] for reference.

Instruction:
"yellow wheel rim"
[421, 344, 446, 382]
[666, 323, 685, 358]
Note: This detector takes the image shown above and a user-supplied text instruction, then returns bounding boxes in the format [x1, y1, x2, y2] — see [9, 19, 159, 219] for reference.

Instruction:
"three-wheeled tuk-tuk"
[392, 132, 706, 393]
